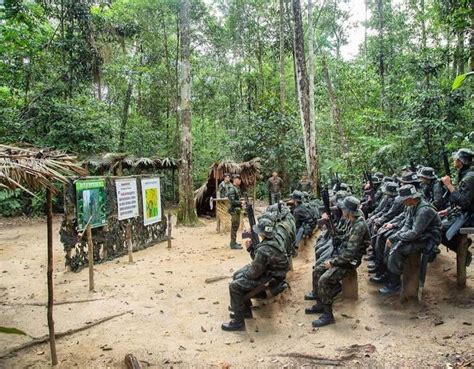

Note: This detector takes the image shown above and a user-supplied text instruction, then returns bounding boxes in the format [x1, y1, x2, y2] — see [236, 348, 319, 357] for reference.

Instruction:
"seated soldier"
[379, 184, 441, 295]
[296, 174, 312, 192]
[265, 203, 297, 258]
[418, 167, 446, 211]
[222, 217, 289, 331]
[305, 196, 370, 327]
[440, 149, 474, 266]
[290, 190, 317, 244]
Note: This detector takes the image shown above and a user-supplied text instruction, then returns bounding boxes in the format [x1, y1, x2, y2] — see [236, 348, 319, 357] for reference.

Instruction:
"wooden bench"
[341, 269, 358, 300]
[400, 252, 421, 303]
[457, 228, 473, 288]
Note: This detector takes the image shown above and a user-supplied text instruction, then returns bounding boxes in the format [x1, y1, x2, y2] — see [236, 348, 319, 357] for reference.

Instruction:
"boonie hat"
[398, 184, 421, 201]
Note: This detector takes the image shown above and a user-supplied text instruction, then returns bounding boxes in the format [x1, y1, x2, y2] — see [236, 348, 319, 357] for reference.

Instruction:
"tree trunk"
[291, 0, 319, 195]
[456, 31, 465, 75]
[377, 0, 385, 111]
[46, 189, 58, 365]
[364, 0, 368, 103]
[308, 0, 316, 154]
[321, 55, 348, 155]
[176, 0, 198, 226]
[118, 82, 133, 152]
[279, 0, 286, 112]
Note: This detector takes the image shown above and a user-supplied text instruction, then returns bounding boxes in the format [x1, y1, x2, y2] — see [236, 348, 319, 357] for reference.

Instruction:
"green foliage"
[452, 72, 474, 90]
[0, 326, 27, 335]
[0, 190, 23, 217]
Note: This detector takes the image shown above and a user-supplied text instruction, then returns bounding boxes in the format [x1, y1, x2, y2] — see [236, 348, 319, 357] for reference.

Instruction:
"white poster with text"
[116, 179, 139, 220]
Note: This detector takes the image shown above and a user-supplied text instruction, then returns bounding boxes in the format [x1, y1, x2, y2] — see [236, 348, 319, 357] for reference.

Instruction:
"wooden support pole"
[46, 189, 58, 365]
[456, 234, 469, 288]
[126, 222, 133, 263]
[167, 213, 172, 248]
[86, 225, 94, 292]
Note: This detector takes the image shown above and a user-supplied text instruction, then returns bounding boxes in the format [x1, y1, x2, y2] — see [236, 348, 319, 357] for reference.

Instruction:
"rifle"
[321, 187, 337, 237]
[442, 149, 451, 199]
[242, 193, 260, 248]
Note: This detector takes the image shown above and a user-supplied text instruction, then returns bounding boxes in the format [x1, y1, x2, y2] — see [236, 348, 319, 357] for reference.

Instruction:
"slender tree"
[176, 0, 198, 225]
[291, 0, 319, 195]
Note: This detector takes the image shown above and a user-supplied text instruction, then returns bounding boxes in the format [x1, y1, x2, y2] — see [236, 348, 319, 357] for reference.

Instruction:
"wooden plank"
[459, 228, 474, 235]
[457, 235, 469, 289]
[400, 253, 421, 303]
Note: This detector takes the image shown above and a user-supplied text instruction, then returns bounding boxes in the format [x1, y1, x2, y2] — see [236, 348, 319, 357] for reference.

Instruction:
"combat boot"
[229, 309, 253, 319]
[305, 300, 325, 314]
[369, 273, 386, 284]
[230, 243, 243, 250]
[221, 319, 245, 331]
[364, 254, 375, 262]
[312, 304, 335, 327]
[378, 273, 401, 295]
[304, 291, 318, 300]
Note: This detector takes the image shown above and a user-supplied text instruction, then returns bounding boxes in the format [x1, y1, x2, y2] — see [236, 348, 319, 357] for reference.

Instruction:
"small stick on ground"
[0, 310, 132, 358]
[2, 298, 107, 307]
[277, 353, 341, 366]
[204, 276, 230, 284]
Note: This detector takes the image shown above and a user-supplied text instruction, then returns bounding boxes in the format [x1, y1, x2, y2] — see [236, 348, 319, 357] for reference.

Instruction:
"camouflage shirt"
[420, 180, 446, 211]
[219, 181, 230, 198]
[390, 200, 441, 245]
[296, 179, 312, 192]
[227, 184, 241, 214]
[267, 176, 284, 193]
[244, 237, 289, 280]
[449, 167, 474, 213]
[331, 212, 370, 268]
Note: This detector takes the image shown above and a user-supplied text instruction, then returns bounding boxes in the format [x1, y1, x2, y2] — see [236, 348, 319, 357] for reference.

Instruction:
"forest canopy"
[0, 0, 472, 203]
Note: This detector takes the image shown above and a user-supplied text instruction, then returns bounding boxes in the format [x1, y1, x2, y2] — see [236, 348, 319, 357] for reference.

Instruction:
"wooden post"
[342, 269, 358, 300]
[214, 166, 219, 198]
[400, 253, 421, 303]
[46, 189, 58, 365]
[457, 229, 472, 288]
[86, 225, 95, 292]
[126, 222, 133, 263]
[167, 213, 172, 248]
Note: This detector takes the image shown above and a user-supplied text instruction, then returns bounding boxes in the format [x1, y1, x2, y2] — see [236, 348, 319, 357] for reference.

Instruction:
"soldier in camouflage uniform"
[218, 173, 232, 198]
[227, 174, 243, 250]
[267, 171, 284, 205]
[296, 174, 312, 193]
[379, 184, 441, 295]
[440, 149, 474, 265]
[222, 217, 289, 331]
[305, 196, 370, 327]
[417, 167, 446, 210]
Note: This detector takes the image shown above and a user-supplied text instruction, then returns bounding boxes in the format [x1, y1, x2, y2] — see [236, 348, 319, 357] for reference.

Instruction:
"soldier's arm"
[332, 222, 367, 266]
[397, 207, 437, 242]
[432, 181, 445, 210]
[449, 175, 474, 212]
[244, 249, 268, 280]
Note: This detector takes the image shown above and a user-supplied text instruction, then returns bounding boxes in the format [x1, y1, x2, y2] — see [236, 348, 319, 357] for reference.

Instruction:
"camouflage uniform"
[229, 237, 289, 318]
[227, 184, 242, 246]
[387, 199, 441, 276]
[267, 176, 284, 205]
[312, 212, 370, 305]
[219, 181, 230, 198]
[296, 179, 312, 192]
[420, 180, 445, 210]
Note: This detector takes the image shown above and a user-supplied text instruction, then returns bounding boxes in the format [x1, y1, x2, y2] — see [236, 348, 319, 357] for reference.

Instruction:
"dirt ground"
[0, 212, 473, 369]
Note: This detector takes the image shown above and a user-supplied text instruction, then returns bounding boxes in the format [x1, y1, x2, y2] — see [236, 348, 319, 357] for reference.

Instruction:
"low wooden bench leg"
[456, 235, 468, 289]
[400, 253, 421, 303]
[342, 269, 358, 300]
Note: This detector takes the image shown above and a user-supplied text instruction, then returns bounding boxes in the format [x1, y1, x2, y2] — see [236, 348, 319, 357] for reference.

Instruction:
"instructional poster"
[141, 178, 161, 225]
[75, 179, 107, 231]
[116, 178, 139, 220]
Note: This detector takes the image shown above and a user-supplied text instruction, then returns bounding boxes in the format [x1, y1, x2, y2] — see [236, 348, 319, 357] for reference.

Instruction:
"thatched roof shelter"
[84, 153, 178, 176]
[195, 158, 261, 216]
[0, 144, 87, 194]
[0, 143, 86, 365]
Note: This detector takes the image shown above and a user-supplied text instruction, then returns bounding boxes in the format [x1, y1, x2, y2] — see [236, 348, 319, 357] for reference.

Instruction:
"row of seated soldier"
[221, 148, 473, 331]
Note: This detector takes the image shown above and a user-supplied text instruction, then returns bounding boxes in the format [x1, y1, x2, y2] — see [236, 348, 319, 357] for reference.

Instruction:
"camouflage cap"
[417, 166, 437, 180]
[382, 182, 399, 196]
[252, 217, 275, 239]
[340, 196, 360, 213]
[398, 171, 419, 184]
[453, 148, 473, 166]
[398, 184, 421, 201]
[291, 190, 303, 201]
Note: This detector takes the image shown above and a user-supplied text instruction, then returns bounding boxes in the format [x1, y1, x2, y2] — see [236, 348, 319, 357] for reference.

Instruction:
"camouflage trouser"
[374, 230, 395, 273]
[312, 264, 350, 305]
[230, 210, 240, 245]
[229, 275, 271, 318]
[270, 192, 281, 205]
[387, 241, 425, 276]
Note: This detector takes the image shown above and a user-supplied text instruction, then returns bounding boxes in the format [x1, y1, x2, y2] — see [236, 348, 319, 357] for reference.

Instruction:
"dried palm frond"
[0, 144, 87, 195]
[84, 153, 179, 174]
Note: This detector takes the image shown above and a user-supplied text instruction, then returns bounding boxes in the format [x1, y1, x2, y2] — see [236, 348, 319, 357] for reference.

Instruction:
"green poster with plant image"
[75, 179, 107, 231]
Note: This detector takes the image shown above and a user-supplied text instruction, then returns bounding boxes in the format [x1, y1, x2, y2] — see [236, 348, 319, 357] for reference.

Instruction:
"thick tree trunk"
[456, 31, 465, 75]
[364, 0, 368, 103]
[291, 0, 319, 195]
[176, 0, 198, 226]
[279, 0, 286, 111]
[118, 82, 133, 152]
[308, 0, 316, 150]
[46, 189, 58, 365]
[321, 55, 348, 156]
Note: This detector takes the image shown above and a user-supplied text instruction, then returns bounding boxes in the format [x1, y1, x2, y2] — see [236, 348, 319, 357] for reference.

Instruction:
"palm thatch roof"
[195, 158, 261, 216]
[0, 144, 87, 195]
[84, 153, 179, 175]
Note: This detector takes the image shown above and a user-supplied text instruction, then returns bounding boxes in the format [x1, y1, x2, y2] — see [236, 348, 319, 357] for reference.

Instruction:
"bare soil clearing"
[0, 213, 473, 368]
